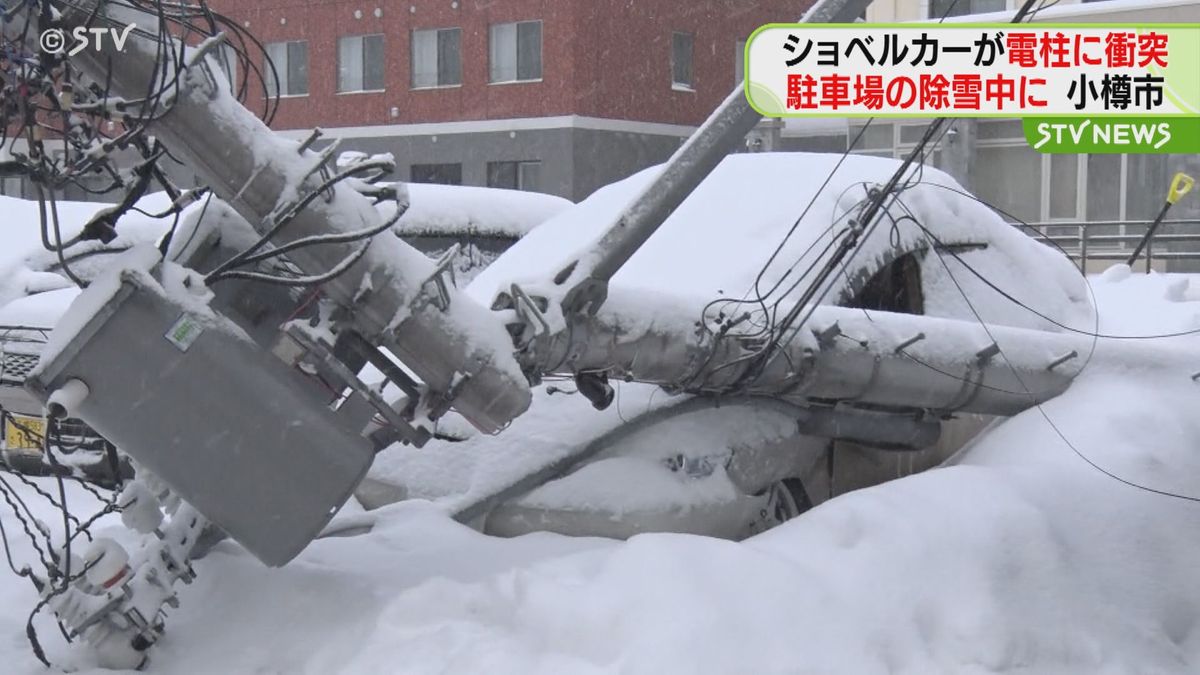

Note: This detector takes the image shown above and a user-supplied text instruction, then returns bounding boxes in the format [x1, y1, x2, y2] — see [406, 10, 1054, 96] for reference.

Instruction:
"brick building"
[205, 0, 809, 200]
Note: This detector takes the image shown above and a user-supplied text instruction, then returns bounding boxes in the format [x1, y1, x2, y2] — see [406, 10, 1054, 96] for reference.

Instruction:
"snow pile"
[393, 182, 571, 239]
[334, 151, 570, 239]
[1, 269, 1200, 673]
[372, 152, 1096, 510]
[513, 402, 798, 513]
[0, 193, 175, 319]
[371, 382, 668, 509]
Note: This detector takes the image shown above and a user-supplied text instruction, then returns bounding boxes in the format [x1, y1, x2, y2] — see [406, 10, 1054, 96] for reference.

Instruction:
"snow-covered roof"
[393, 183, 572, 239]
[468, 152, 1091, 333]
[0, 193, 174, 322]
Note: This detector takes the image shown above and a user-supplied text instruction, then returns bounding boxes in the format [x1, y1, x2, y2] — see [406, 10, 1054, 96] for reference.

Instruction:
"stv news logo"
[39, 24, 137, 57]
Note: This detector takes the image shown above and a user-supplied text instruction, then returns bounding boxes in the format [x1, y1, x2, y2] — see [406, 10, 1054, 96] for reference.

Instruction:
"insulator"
[83, 538, 130, 590]
[119, 482, 163, 534]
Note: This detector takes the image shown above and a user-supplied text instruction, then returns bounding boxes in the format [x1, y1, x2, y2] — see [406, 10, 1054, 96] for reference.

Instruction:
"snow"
[4, 267, 1200, 673]
[367, 152, 1097, 517]
[0, 192, 175, 321]
[371, 382, 668, 510]
[391, 182, 572, 239]
[0, 289, 77, 332]
[513, 402, 797, 513]
[469, 153, 1093, 335]
[3, 154, 1199, 672]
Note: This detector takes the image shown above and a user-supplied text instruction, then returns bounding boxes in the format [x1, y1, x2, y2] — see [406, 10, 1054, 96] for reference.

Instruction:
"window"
[845, 253, 924, 315]
[734, 39, 746, 83]
[929, 0, 1004, 19]
[490, 20, 542, 83]
[412, 28, 462, 88]
[338, 34, 385, 92]
[1086, 155, 1121, 221]
[672, 32, 694, 89]
[411, 163, 462, 185]
[265, 41, 308, 96]
[1, 177, 21, 197]
[1048, 154, 1080, 220]
[487, 161, 542, 192]
[1126, 154, 1168, 220]
[974, 145, 1042, 223]
[850, 122, 894, 151]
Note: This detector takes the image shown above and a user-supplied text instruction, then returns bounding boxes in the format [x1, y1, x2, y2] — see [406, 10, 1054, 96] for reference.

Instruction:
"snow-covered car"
[393, 182, 571, 284]
[0, 194, 171, 484]
[366, 151, 1094, 540]
[335, 151, 572, 285]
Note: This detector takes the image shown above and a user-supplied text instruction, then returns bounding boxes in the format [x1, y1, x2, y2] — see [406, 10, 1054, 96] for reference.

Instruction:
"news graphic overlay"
[744, 24, 1200, 153]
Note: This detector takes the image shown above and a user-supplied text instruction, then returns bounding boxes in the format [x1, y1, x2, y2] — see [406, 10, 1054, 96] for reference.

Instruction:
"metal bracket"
[510, 283, 551, 339]
[414, 244, 460, 313]
[285, 324, 430, 447]
[1046, 350, 1078, 372]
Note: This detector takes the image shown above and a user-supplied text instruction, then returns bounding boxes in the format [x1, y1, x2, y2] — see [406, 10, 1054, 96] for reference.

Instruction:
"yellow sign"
[4, 414, 45, 452]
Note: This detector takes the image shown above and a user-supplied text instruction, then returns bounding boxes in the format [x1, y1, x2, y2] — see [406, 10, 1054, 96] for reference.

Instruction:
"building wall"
[323, 128, 577, 198]
[572, 0, 803, 126]
[305, 123, 690, 202]
[872, 0, 1197, 23]
[790, 0, 1200, 271]
[570, 128, 687, 199]
[189, 0, 812, 202]
[209, 0, 806, 130]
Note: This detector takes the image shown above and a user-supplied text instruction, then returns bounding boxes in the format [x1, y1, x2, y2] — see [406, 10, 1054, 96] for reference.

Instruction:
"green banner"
[1022, 116, 1200, 153]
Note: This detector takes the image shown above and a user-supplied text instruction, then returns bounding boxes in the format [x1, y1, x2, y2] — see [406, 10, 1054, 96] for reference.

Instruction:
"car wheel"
[746, 477, 813, 537]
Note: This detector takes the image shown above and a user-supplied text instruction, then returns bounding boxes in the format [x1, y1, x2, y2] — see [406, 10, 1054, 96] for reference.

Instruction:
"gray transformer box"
[26, 267, 374, 566]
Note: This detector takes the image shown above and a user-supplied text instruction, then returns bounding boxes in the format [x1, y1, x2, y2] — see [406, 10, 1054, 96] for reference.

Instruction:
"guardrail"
[0, 326, 52, 386]
[1018, 219, 1200, 273]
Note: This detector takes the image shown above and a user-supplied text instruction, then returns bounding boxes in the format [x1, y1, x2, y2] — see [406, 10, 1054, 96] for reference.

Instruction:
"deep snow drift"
[2, 267, 1199, 674]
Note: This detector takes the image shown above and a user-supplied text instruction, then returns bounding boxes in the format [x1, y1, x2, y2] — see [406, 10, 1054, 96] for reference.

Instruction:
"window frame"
[411, 27, 463, 89]
[410, 163, 463, 186]
[734, 39, 746, 85]
[264, 40, 309, 97]
[486, 160, 543, 192]
[928, 0, 1007, 19]
[671, 31, 695, 91]
[489, 19, 543, 84]
[337, 33, 386, 94]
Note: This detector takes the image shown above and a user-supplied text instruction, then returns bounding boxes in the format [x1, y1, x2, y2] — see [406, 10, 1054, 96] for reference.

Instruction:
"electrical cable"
[894, 198, 1200, 504]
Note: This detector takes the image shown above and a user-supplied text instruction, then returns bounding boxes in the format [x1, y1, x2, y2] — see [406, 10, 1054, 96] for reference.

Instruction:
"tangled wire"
[0, 0, 412, 665]
[1, 0, 290, 283]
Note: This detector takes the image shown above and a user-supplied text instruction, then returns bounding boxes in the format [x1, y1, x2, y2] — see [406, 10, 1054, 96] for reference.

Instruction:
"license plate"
[4, 414, 45, 452]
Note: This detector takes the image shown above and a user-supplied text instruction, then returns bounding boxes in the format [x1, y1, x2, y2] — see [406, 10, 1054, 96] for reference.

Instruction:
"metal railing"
[0, 326, 52, 386]
[1018, 219, 1200, 273]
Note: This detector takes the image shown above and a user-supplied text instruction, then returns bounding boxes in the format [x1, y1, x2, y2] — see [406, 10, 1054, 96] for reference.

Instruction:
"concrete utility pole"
[31, 0, 532, 435]
[554, 0, 877, 318]
[939, 120, 977, 192]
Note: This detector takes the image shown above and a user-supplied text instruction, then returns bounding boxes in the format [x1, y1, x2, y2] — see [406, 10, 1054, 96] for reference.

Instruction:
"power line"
[900, 200, 1200, 505]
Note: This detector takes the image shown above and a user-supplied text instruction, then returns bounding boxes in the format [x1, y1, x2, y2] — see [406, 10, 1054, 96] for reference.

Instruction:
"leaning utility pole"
[554, 0, 876, 317]
[20, 1, 532, 436]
